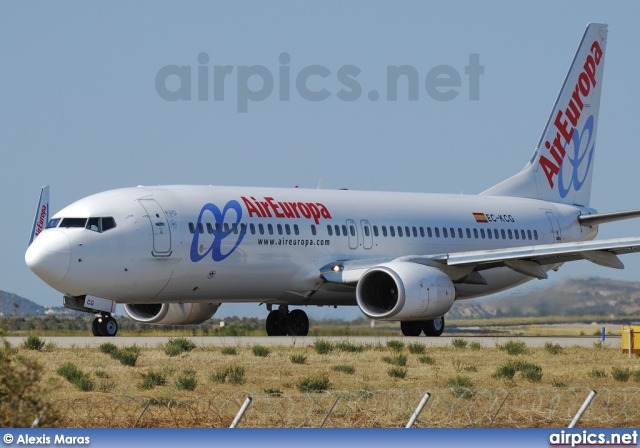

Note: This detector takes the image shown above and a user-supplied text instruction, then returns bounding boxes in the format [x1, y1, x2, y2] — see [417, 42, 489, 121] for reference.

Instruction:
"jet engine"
[123, 302, 220, 325]
[356, 261, 455, 321]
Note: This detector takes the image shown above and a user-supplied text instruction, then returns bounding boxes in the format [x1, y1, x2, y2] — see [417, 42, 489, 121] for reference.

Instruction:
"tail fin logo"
[539, 40, 603, 190]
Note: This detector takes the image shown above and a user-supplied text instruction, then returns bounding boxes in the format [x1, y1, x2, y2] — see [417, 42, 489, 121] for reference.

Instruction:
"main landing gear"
[91, 314, 118, 337]
[400, 316, 445, 337]
[266, 305, 309, 336]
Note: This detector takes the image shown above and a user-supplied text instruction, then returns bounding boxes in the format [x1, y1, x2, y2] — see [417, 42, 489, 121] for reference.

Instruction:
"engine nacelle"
[123, 302, 220, 325]
[356, 261, 455, 321]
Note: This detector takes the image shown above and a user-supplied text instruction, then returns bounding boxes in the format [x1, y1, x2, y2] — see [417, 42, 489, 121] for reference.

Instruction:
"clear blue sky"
[3, 1, 640, 319]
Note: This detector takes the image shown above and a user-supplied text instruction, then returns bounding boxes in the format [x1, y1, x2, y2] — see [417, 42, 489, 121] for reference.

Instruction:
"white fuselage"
[27, 185, 597, 308]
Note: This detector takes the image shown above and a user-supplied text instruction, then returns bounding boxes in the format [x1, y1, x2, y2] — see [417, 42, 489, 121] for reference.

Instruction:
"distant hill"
[448, 276, 640, 319]
[3, 276, 640, 320]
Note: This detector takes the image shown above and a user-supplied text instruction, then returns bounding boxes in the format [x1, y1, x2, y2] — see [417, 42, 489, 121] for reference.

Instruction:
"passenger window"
[364, 226, 370, 237]
[311, 224, 316, 236]
[390, 226, 396, 237]
[427, 227, 433, 238]
[294, 224, 299, 235]
[86, 217, 100, 232]
[521, 229, 526, 240]
[382, 226, 388, 237]
[405, 226, 410, 237]
[458, 228, 463, 238]
[514, 229, 519, 240]
[206, 223, 213, 234]
[342, 225, 348, 235]
[420, 227, 425, 238]
[224, 223, 230, 234]
[527, 229, 532, 240]
[508, 229, 513, 239]
[350, 225, 356, 236]
[327, 225, 333, 236]
[277, 224, 283, 235]
[335, 225, 341, 236]
[189, 223, 195, 234]
[373, 226, 379, 237]
[435, 227, 440, 238]
[480, 228, 485, 239]
[215, 223, 222, 233]
[487, 228, 492, 239]
[466, 228, 471, 238]
[268, 224, 273, 235]
[250, 223, 256, 234]
[450, 227, 455, 238]
[232, 223, 238, 234]
[473, 229, 478, 238]
[534, 230, 539, 240]
[398, 226, 404, 237]
[412, 226, 417, 237]
[501, 229, 506, 239]
[442, 227, 448, 238]
[240, 223, 246, 234]
[285, 224, 291, 235]
[494, 229, 499, 239]
[198, 223, 205, 234]
[259, 224, 264, 235]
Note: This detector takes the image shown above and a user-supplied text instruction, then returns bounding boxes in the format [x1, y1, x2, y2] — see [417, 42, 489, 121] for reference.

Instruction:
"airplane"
[25, 23, 640, 337]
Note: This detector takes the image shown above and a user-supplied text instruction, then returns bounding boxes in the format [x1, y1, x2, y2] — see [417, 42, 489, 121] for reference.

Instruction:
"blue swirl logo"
[558, 114, 595, 198]
[190, 201, 245, 262]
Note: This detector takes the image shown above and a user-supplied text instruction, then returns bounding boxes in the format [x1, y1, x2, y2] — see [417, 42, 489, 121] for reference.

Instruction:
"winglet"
[28, 185, 49, 246]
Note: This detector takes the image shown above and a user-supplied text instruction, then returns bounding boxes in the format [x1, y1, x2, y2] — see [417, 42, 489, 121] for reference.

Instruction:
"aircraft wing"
[321, 237, 640, 284]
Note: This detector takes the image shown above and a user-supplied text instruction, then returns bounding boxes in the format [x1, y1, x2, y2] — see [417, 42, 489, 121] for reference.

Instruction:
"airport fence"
[52, 387, 640, 428]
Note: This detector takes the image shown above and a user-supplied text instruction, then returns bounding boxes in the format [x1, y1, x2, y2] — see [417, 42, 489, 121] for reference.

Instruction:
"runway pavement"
[3, 335, 618, 349]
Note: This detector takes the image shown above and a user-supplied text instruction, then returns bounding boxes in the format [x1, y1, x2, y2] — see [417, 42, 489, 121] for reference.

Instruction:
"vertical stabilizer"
[28, 185, 49, 246]
[482, 23, 608, 207]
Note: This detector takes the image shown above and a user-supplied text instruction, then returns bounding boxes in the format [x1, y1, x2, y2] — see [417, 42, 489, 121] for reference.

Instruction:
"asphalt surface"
[4, 335, 618, 348]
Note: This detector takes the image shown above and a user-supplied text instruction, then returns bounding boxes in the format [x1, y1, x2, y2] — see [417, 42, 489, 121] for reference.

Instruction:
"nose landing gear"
[91, 314, 118, 337]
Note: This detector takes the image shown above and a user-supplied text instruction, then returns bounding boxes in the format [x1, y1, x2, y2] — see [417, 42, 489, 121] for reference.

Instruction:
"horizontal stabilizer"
[578, 209, 640, 227]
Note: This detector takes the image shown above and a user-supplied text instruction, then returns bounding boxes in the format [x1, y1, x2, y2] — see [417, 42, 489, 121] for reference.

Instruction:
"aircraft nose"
[25, 231, 71, 285]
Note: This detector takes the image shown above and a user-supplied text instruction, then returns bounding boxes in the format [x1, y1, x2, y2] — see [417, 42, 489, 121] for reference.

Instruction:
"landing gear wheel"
[101, 316, 118, 337]
[286, 309, 309, 336]
[91, 318, 101, 336]
[266, 310, 285, 336]
[92, 315, 118, 337]
[400, 321, 423, 337]
[422, 316, 445, 337]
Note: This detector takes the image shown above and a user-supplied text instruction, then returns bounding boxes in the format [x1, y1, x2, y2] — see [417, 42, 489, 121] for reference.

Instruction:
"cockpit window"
[46, 218, 61, 229]
[85, 217, 117, 233]
[60, 218, 88, 228]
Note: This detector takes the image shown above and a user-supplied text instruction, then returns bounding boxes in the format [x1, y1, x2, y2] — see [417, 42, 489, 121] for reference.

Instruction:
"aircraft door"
[139, 199, 172, 256]
[361, 220, 373, 249]
[346, 219, 358, 249]
[545, 211, 562, 242]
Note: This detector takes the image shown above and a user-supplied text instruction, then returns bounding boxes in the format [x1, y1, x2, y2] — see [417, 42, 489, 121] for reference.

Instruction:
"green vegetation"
[252, 345, 270, 357]
[99, 342, 140, 366]
[211, 364, 245, 385]
[493, 360, 542, 382]
[165, 338, 197, 356]
[221, 346, 237, 355]
[139, 370, 167, 390]
[297, 372, 330, 393]
[445, 375, 474, 399]
[588, 368, 607, 379]
[290, 354, 307, 364]
[57, 362, 94, 392]
[313, 339, 334, 354]
[176, 370, 198, 391]
[382, 353, 408, 367]
[335, 340, 366, 353]
[387, 367, 407, 379]
[407, 342, 426, 354]
[469, 341, 482, 351]
[544, 342, 563, 355]
[497, 340, 528, 355]
[331, 364, 355, 374]
[386, 340, 404, 352]
[611, 367, 632, 383]
[451, 338, 468, 349]
[22, 335, 45, 350]
[418, 355, 436, 365]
